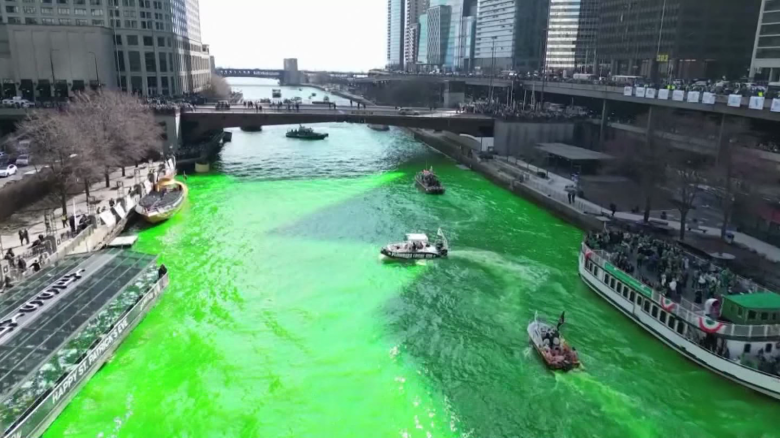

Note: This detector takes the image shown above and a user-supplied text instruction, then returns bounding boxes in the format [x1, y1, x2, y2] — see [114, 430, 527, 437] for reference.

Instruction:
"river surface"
[46, 118, 777, 437]
[227, 77, 351, 105]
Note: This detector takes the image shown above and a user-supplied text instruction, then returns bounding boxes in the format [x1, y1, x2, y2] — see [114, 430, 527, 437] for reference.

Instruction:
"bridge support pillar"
[599, 99, 608, 149]
[443, 81, 466, 109]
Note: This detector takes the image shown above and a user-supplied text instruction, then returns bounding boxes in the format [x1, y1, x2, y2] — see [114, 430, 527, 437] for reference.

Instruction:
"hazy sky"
[200, 0, 387, 72]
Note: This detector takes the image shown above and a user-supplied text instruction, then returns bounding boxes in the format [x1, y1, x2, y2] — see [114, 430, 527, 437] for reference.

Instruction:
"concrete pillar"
[599, 99, 608, 149]
[716, 113, 728, 165]
[645, 106, 654, 137]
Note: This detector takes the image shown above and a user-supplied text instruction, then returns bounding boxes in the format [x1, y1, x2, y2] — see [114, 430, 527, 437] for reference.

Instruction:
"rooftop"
[724, 293, 780, 310]
[536, 143, 614, 161]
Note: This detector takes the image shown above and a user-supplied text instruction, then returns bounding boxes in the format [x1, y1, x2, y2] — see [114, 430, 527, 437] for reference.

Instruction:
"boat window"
[659, 311, 667, 324]
[676, 321, 685, 336]
[630, 291, 636, 302]
[643, 300, 650, 313]
[760, 312, 768, 321]
[737, 307, 743, 316]
[767, 343, 773, 353]
[668, 315, 676, 329]
[748, 310, 756, 320]
[621, 284, 628, 298]
[651, 306, 659, 319]
[744, 344, 751, 354]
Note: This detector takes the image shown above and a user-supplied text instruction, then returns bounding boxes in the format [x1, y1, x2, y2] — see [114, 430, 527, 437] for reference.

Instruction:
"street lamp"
[489, 36, 497, 102]
[87, 52, 100, 88]
[49, 49, 60, 101]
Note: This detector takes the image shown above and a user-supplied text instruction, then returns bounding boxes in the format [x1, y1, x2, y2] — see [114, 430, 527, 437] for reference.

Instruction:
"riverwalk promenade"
[0, 162, 162, 285]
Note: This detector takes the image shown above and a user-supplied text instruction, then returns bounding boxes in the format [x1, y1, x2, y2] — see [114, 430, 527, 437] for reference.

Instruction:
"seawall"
[410, 129, 604, 232]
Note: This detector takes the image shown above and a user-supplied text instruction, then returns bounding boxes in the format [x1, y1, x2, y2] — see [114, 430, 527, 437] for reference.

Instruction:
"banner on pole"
[727, 94, 742, 107]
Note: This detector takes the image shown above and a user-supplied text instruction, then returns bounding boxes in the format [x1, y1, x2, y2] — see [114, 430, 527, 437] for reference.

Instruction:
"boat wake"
[447, 249, 553, 288]
[554, 372, 659, 438]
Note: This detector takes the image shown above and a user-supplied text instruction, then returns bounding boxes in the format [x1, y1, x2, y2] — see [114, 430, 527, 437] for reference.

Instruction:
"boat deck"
[139, 190, 183, 211]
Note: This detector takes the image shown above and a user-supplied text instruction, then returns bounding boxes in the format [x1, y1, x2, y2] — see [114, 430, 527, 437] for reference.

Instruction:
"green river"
[46, 117, 777, 438]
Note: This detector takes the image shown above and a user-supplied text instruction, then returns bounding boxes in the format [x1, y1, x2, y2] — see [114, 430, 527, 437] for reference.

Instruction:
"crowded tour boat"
[528, 312, 581, 371]
[580, 228, 780, 399]
[415, 168, 445, 194]
[381, 229, 449, 260]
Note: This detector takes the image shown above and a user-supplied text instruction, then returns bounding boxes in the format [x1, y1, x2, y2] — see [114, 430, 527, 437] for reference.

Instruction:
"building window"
[157, 36, 164, 47]
[23, 6, 36, 13]
[114, 35, 122, 44]
[124, 9, 135, 17]
[125, 19, 137, 27]
[90, 8, 102, 15]
[6, 6, 19, 12]
[59, 18, 71, 24]
[115, 51, 125, 71]
[89, 0, 101, 4]
[74, 7, 86, 14]
[91, 19, 103, 25]
[143, 36, 153, 46]
[127, 35, 138, 45]
[41, 6, 53, 13]
[25, 17, 38, 24]
[144, 52, 156, 71]
[75, 0, 85, 3]
[58, 7, 70, 14]
[122, 0, 134, 6]
[158, 52, 167, 72]
[41, 17, 54, 24]
[75, 18, 87, 25]
[128, 51, 141, 71]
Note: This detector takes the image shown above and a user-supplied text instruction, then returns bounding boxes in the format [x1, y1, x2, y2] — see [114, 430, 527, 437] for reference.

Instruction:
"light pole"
[655, 0, 668, 83]
[49, 49, 59, 101]
[489, 36, 497, 103]
[87, 52, 100, 88]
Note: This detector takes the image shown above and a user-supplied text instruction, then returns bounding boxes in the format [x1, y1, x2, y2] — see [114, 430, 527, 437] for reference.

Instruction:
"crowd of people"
[459, 101, 593, 122]
[586, 229, 749, 304]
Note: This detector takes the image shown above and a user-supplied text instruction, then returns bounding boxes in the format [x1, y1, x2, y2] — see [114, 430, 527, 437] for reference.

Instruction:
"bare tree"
[668, 159, 705, 241]
[202, 75, 231, 100]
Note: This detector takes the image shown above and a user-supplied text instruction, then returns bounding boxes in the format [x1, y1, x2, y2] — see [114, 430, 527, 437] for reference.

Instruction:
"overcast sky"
[200, 0, 386, 72]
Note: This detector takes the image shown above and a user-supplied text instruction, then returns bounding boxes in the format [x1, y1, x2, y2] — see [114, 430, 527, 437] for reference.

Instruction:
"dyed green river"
[47, 124, 776, 438]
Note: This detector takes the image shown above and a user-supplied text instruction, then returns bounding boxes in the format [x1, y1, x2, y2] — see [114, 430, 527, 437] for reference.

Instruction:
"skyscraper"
[405, 0, 429, 69]
[0, 0, 211, 97]
[426, 0, 476, 71]
[750, 0, 780, 82]
[544, 0, 583, 72]
[387, 0, 405, 69]
[473, 0, 547, 73]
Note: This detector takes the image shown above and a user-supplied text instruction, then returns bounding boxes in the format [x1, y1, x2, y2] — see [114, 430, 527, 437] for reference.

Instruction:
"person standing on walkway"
[610, 203, 617, 217]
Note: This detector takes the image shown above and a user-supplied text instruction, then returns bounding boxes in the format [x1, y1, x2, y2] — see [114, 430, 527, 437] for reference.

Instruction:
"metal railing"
[583, 243, 780, 339]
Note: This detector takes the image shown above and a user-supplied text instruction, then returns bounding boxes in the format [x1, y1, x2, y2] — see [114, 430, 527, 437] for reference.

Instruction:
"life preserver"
[660, 297, 676, 312]
[698, 316, 724, 334]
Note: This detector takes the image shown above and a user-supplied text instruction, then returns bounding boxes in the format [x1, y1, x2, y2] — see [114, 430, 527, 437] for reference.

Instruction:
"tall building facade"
[750, 0, 780, 82]
[596, 0, 761, 80]
[0, 0, 211, 97]
[404, 0, 429, 69]
[387, 0, 405, 69]
[473, 0, 547, 73]
[424, 0, 476, 71]
[544, 0, 582, 72]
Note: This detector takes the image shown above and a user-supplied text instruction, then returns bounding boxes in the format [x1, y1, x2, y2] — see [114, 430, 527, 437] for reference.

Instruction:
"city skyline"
[200, 0, 387, 72]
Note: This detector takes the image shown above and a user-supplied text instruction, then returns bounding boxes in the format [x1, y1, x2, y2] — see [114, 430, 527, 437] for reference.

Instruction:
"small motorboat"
[136, 177, 188, 224]
[286, 125, 328, 140]
[527, 312, 581, 372]
[272, 89, 282, 98]
[415, 168, 445, 194]
[368, 124, 390, 131]
[381, 229, 448, 260]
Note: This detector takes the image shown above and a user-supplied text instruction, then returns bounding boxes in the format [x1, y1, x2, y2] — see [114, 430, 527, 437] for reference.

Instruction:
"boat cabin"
[405, 233, 429, 243]
[721, 293, 780, 325]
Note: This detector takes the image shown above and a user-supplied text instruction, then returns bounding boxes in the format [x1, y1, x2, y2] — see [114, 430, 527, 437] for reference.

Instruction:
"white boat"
[527, 312, 581, 371]
[381, 229, 448, 260]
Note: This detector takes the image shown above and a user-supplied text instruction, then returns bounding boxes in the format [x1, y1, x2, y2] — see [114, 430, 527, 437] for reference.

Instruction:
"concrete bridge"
[215, 68, 283, 79]
[352, 74, 514, 88]
[180, 106, 494, 141]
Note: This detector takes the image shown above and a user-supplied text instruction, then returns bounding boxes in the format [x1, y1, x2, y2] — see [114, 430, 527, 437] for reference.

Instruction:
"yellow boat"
[136, 178, 188, 223]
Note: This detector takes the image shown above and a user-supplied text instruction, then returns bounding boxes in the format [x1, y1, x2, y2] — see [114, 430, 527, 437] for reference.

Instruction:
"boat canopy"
[406, 233, 429, 242]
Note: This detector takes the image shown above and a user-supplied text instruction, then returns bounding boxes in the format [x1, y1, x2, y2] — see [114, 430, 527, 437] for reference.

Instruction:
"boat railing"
[583, 243, 780, 339]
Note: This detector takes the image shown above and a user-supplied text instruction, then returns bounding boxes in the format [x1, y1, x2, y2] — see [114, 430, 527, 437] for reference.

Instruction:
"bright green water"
[47, 125, 777, 438]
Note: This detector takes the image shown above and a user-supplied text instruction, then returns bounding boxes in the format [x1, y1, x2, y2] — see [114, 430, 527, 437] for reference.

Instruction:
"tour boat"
[380, 229, 448, 260]
[579, 239, 780, 400]
[528, 312, 581, 371]
[272, 89, 282, 98]
[368, 124, 390, 131]
[136, 178, 188, 224]
[240, 126, 262, 132]
[286, 126, 328, 140]
[415, 168, 445, 194]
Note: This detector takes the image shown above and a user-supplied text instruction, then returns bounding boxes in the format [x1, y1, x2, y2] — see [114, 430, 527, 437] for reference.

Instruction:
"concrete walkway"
[489, 155, 780, 263]
[0, 162, 160, 273]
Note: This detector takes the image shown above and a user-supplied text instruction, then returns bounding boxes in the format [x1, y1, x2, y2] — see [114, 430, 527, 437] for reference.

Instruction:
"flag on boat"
[557, 311, 566, 329]
[698, 316, 724, 334]
[660, 297, 676, 311]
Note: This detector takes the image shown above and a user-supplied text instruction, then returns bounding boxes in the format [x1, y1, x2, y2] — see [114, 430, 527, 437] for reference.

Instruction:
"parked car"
[398, 108, 420, 116]
[0, 164, 17, 177]
[15, 154, 30, 166]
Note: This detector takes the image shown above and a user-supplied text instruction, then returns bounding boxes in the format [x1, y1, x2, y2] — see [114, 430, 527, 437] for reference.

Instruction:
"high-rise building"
[573, 0, 598, 73]
[418, 13, 429, 65]
[0, 0, 211, 97]
[750, 0, 780, 82]
[544, 0, 583, 72]
[595, 0, 761, 80]
[387, 0, 405, 69]
[473, 0, 547, 73]
[425, 0, 476, 71]
[404, 0, 429, 69]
